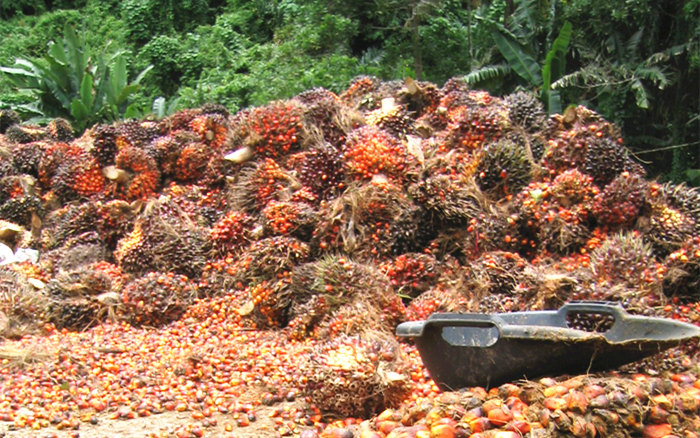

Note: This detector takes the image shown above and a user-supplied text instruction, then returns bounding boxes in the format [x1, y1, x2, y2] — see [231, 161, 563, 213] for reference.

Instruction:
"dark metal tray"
[396, 301, 700, 390]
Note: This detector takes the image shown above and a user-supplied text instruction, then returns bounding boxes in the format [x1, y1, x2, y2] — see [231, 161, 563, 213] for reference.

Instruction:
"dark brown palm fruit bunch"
[40, 202, 104, 251]
[365, 100, 416, 140]
[0, 265, 49, 338]
[240, 278, 294, 328]
[380, 253, 442, 299]
[583, 136, 630, 187]
[300, 334, 409, 418]
[5, 124, 46, 144]
[148, 131, 200, 179]
[109, 146, 161, 201]
[0, 192, 42, 228]
[199, 102, 230, 117]
[287, 255, 405, 338]
[340, 75, 381, 109]
[592, 171, 648, 228]
[89, 124, 118, 167]
[114, 198, 211, 278]
[209, 210, 256, 254]
[408, 174, 484, 228]
[262, 200, 318, 241]
[295, 87, 353, 148]
[387, 205, 437, 255]
[243, 101, 305, 161]
[463, 251, 529, 313]
[588, 231, 660, 290]
[11, 141, 47, 177]
[46, 297, 101, 331]
[475, 138, 533, 199]
[40, 231, 107, 274]
[115, 119, 160, 149]
[396, 79, 441, 119]
[227, 157, 295, 213]
[189, 113, 228, 149]
[311, 182, 411, 259]
[342, 125, 416, 183]
[663, 237, 700, 297]
[297, 142, 345, 201]
[120, 271, 198, 327]
[505, 91, 547, 134]
[416, 76, 470, 131]
[654, 182, 700, 233]
[0, 109, 21, 133]
[405, 282, 470, 321]
[46, 118, 74, 142]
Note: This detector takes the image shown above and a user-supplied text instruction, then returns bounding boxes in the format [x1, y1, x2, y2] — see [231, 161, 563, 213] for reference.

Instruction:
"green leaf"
[542, 21, 572, 114]
[493, 30, 541, 86]
[631, 79, 649, 108]
[464, 64, 511, 85]
[70, 98, 89, 121]
[113, 55, 127, 95]
[79, 73, 93, 111]
[686, 169, 700, 186]
[124, 103, 141, 119]
[152, 96, 166, 118]
[116, 83, 140, 106]
[133, 64, 153, 85]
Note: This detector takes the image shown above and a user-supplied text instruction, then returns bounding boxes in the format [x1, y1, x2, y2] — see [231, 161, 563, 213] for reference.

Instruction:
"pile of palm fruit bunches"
[0, 76, 698, 438]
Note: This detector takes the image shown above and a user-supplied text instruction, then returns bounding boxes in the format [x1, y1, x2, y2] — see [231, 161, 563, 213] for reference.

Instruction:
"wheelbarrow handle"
[557, 301, 628, 320]
[396, 313, 501, 338]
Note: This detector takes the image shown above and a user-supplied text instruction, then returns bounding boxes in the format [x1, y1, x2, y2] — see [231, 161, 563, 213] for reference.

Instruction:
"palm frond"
[464, 64, 511, 85]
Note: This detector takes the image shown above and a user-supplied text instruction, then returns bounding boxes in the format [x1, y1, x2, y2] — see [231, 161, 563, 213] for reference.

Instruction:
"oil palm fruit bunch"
[0, 109, 20, 133]
[475, 138, 533, 199]
[592, 171, 648, 228]
[505, 91, 546, 134]
[120, 271, 198, 327]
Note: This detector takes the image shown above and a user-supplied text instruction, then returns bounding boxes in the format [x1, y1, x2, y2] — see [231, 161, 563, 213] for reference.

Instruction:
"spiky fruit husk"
[340, 75, 380, 109]
[199, 102, 229, 117]
[312, 182, 411, 259]
[227, 158, 293, 213]
[209, 210, 256, 254]
[387, 206, 436, 255]
[262, 200, 318, 240]
[588, 231, 660, 289]
[47, 298, 100, 331]
[0, 265, 48, 338]
[475, 138, 533, 199]
[505, 91, 546, 133]
[342, 125, 414, 183]
[462, 251, 529, 313]
[646, 203, 697, 256]
[120, 272, 198, 327]
[365, 102, 415, 140]
[12, 141, 46, 177]
[46, 118, 74, 142]
[654, 182, 700, 233]
[0, 195, 42, 227]
[298, 143, 345, 200]
[301, 334, 409, 418]
[5, 124, 45, 144]
[0, 109, 20, 134]
[296, 87, 352, 148]
[663, 237, 700, 297]
[114, 199, 211, 278]
[592, 171, 648, 227]
[115, 120, 159, 149]
[380, 253, 442, 298]
[408, 174, 483, 227]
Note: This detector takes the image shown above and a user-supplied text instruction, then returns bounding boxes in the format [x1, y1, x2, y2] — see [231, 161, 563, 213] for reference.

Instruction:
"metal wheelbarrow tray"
[396, 301, 700, 390]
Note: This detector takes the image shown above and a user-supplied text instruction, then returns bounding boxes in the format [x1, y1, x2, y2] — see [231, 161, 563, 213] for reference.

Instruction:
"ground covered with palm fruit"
[0, 77, 699, 438]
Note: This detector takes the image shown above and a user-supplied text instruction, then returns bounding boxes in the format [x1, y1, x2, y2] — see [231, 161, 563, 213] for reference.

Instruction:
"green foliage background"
[0, 0, 697, 183]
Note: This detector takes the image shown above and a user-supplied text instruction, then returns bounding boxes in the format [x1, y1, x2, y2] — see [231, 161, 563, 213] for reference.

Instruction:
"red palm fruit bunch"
[109, 146, 161, 201]
[365, 99, 416, 140]
[174, 141, 209, 183]
[189, 113, 228, 149]
[159, 108, 202, 133]
[663, 236, 700, 297]
[40, 142, 105, 201]
[340, 75, 380, 109]
[342, 125, 415, 183]
[297, 142, 345, 201]
[228, 158, 294, 213]
[295, 87, 352, 147]
[287, 255, 406, 339]
[262, 200, 318, 240]
[312, 181, 410, 259]
[592, 171, 648, 228]
[245, 101, 305, 160]
[380, 252, 442, 299]
[120, 271, 198, 327]
[439, 100, 507, 154]
[148, 131, 200, 180]
[644, 182, 699, 256]
[209, 210, 256, 254]
[243, 278, 292, 328]
[300, 334, 410, 418]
